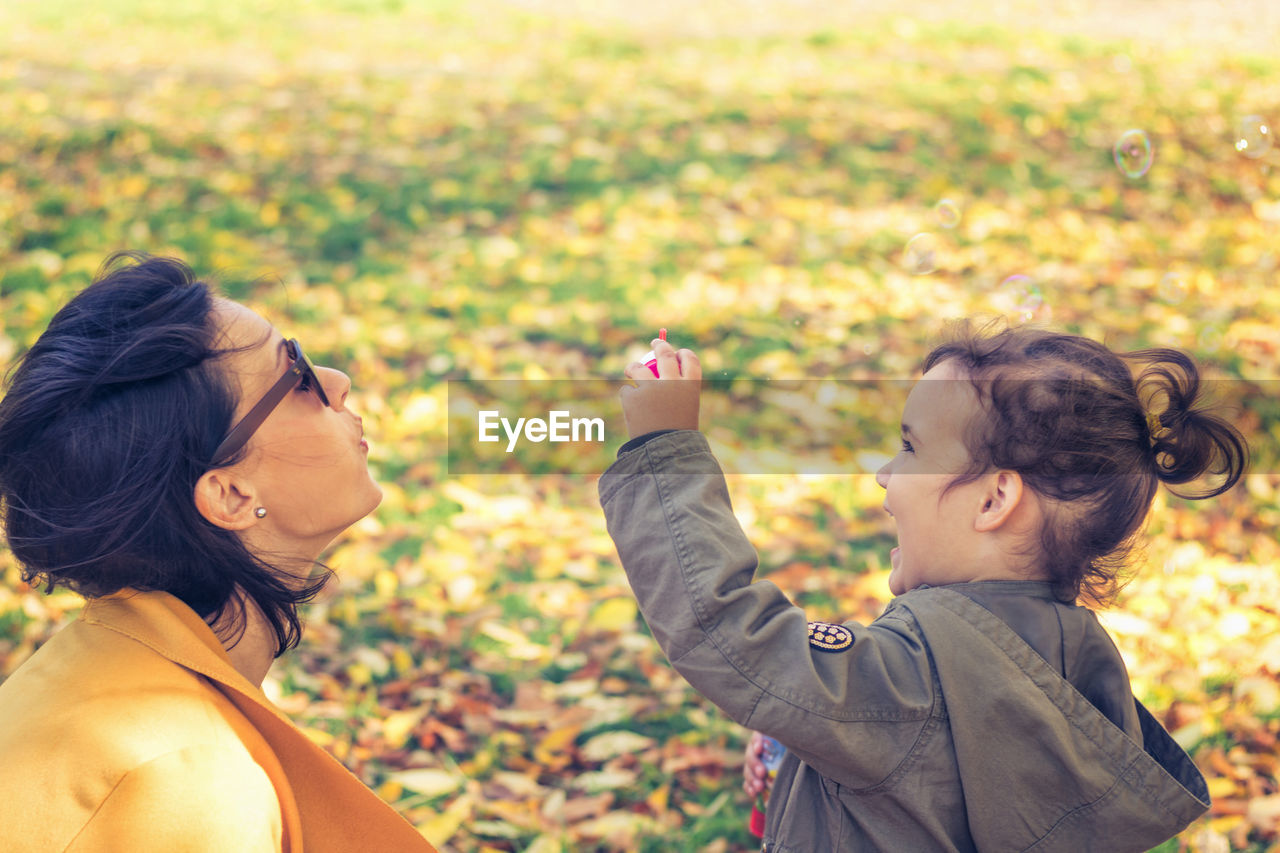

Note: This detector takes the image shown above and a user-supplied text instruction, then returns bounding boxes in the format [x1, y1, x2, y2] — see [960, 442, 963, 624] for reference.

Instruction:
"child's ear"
[194, 469, 259, 531]
[973, 469, 1024, 532]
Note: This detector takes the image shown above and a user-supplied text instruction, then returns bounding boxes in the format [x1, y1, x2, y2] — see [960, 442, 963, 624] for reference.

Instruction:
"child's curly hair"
[924, 321, 1248, 605]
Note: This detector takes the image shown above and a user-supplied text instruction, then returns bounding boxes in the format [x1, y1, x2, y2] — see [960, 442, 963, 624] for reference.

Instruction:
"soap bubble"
[1157, 271, 1189, 303]
[1113, 129, 1153, 178]
[902, 233, 939, 275]
[996, 275, 1045, 321]
[933, 199, 961, 229]
[1235, 115, 1272, 159]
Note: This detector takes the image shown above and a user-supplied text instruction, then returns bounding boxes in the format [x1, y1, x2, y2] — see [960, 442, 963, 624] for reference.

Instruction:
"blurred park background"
[2, 0, 1280, 849]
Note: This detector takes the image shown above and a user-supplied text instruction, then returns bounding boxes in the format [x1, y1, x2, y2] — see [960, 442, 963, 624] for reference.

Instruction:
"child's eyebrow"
[900, 422, 916, 439]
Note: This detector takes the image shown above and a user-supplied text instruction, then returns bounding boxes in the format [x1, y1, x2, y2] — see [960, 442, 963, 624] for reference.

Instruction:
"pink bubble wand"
[642, 328, 667, 377]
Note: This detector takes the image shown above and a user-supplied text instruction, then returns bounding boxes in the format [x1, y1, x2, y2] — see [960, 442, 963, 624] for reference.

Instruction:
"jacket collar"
[901, 587, 1209, 850]
[81, 589, 267, 703]
[915, 580, 1060, 600]
[79, 589, 438, 853]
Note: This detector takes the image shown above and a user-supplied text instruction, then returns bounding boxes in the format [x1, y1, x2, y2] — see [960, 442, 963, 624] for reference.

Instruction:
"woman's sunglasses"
[210, 338, 329, 467]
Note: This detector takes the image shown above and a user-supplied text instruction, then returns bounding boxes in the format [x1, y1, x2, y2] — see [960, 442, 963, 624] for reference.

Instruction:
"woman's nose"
[318, 366, 351, 409]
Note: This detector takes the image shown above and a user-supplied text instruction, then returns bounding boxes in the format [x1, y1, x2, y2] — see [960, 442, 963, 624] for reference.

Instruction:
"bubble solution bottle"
[748, 735, 786, 838]
[641, 328, 667, 376]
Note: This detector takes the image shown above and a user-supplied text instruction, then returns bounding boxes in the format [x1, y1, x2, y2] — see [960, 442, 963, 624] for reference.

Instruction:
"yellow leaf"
[522, 362, 551, 380]
[574, 812, 655, 841]
[478, 620, 548, 661]
[389, 768, 464, 798]
[489, 770, 547, 798]
[416, 794, 472, 845]
[119, 175, 148, 199]
[1206, 776, 1238, 799]
[646, 784, 670, 815]
[346, 662, 372, 686]
[392, 646, 415, 676]
[382, 708, 425, 750]
[534, 725, 581, 767]
[524, 836, 564, 853]
[573, 768, 638, 792]
[374, 568, 398, 598]
[587, 597, 638, 632]
[1205, 815, 1245, 835]
[580, 730, 655, 761]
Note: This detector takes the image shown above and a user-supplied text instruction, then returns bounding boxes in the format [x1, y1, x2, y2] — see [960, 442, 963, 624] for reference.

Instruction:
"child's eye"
[900, 439, 914, 454]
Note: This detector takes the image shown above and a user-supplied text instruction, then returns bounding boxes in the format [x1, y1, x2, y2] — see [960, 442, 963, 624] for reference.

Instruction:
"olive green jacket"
[599, 431, 1209, 852]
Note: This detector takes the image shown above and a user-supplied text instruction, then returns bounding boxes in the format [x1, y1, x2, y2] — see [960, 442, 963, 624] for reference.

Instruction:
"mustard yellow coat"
[0, 589, 439, 852]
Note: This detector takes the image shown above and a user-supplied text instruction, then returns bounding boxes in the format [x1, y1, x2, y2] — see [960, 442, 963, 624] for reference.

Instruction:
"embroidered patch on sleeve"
[807, 621, 854, 652]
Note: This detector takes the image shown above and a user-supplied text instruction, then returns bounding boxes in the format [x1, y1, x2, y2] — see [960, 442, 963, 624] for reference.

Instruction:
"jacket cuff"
[616, 429, 681, 457]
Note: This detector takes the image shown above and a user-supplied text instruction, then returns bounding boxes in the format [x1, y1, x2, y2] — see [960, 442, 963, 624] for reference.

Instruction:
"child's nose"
[875, 459, 891, 489]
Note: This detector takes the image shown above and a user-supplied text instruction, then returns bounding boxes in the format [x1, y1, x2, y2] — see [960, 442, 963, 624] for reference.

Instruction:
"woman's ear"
[194, 469, 259, 531]
[974, 469, 1024, 533]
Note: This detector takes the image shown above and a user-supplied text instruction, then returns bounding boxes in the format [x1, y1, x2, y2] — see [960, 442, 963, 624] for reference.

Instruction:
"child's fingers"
[623, 361, 653, 381]
[650, 339, 701, 379]
[674, 348, 702, 380]
[745, 730, 765, 766]
[651, 340, 679, 378]
[743, 731, 767, 788]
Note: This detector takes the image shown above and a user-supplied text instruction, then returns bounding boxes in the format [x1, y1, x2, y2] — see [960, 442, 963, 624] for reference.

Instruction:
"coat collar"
[80, 589, 438, 853]
[901, 587, 1209, 851]
[914, 580, 1060, 600]
[82, 589, 257, 697]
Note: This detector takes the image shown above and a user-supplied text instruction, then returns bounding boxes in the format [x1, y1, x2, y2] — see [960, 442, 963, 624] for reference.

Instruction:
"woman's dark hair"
[0, 252, 329, 655]
[924, 320, 1248, 605]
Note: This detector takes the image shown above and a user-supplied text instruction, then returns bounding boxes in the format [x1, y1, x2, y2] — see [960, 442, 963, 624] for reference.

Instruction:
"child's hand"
[619, 338, 701, 439]
[742, 731, 771, 798]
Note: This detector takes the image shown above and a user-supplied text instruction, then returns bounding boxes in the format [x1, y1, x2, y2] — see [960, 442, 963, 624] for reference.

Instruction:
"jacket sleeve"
[65, 744, 283, 852]
[599, 430, 936, 789]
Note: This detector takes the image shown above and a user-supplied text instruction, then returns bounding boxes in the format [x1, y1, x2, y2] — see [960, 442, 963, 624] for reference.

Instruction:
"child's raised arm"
[598, 428, 936, 791]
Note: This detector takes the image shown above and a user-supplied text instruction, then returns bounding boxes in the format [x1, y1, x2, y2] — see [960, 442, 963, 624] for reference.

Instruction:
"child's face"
[876, 359, 992, 596]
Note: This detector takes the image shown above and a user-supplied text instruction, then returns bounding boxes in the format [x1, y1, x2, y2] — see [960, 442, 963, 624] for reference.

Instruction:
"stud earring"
[254, 507, 267, 518]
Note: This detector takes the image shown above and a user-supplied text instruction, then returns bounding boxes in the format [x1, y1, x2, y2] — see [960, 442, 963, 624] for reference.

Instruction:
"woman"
[0, 253, 438, 852]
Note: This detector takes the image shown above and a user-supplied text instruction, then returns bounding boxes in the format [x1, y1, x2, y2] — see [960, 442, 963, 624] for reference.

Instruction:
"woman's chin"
[353, 476, 384, 518]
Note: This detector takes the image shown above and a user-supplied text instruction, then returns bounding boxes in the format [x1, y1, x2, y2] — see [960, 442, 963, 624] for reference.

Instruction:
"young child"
[598, 324, 1246, 852]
